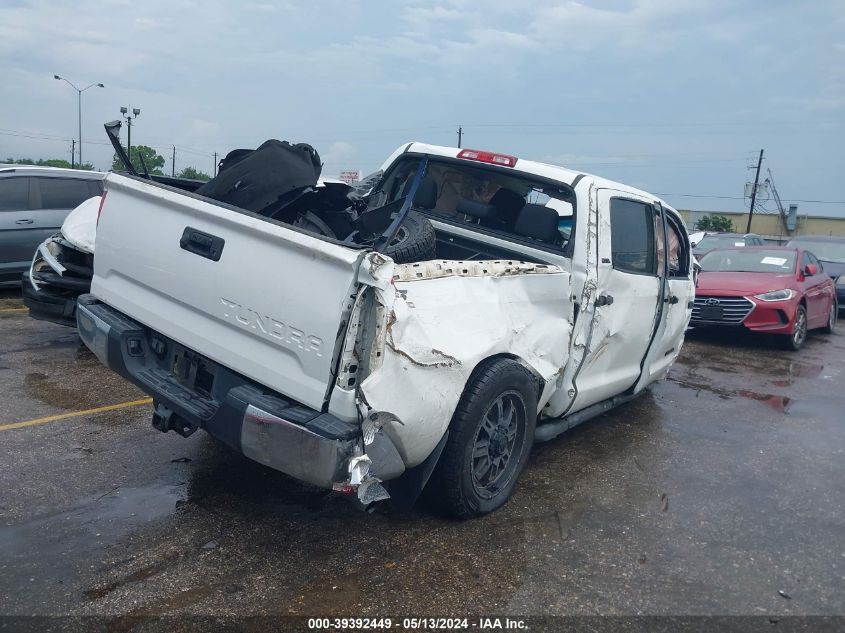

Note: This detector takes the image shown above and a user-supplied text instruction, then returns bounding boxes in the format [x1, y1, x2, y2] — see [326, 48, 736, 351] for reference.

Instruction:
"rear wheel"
[429, 359, 537, 519]
[822, 298, 838, 334]
[783, 304, 808, 350]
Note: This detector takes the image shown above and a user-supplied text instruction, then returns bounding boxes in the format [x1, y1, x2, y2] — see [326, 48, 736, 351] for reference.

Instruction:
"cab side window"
[666, 216, 690, 278]
[610, 198, 656, 275]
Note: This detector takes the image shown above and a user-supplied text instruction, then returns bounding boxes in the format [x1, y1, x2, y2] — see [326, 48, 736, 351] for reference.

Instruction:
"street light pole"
[119, 106, 141, 166]
[54, 75, 104, 167]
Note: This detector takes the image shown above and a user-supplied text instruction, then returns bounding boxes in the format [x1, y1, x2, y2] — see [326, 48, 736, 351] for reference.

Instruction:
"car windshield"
[695, 235, 747, 250]
[699, 249, 797, 273]
[787, 239, 845, 263]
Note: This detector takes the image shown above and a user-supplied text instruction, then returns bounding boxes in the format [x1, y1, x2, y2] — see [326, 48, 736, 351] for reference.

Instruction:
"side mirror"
[804, 263, 818, 276]
[693, 261, 702, 287]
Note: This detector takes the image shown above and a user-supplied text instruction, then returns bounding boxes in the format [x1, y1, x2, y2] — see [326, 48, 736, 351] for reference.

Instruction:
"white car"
[77, 142, 694, 517]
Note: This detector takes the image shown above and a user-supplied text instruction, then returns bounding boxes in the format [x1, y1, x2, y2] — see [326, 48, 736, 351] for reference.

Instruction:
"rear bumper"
[76, 294, 362, 489]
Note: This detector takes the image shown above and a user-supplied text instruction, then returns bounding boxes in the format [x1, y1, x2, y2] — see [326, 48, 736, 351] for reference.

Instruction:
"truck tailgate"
[92, 173, 365, 411]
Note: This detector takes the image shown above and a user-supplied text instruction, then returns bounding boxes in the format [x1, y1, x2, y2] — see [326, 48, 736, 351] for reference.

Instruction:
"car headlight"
[754, 289, 795, 302]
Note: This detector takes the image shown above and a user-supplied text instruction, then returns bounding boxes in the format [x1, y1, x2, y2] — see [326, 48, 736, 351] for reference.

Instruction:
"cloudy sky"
[1, 0, 843, 216]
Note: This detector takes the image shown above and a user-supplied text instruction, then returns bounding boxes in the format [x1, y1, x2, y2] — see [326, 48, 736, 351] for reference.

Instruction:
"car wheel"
[430, 358, 537, 519]
[783, 304, 808, 350]
[822, 298, 838, 334]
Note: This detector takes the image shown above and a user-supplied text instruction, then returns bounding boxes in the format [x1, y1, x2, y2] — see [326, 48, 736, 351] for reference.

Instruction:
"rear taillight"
[457, 148, 518, 167]
[96, 191, 107, 226]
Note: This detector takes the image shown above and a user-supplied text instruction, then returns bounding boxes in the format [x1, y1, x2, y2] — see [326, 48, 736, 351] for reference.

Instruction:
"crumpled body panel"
[359, 259, 573, 467]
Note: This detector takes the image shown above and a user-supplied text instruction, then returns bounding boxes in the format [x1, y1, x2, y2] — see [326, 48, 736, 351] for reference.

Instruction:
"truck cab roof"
[384, 142, 677, 214]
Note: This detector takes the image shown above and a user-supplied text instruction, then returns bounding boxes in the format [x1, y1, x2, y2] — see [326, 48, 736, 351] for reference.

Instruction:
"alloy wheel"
[471, 391, 527, 500]
[793, 308, 807, 346]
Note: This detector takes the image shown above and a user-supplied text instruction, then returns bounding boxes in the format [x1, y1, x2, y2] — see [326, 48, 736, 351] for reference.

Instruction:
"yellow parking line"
[0, 308, 28, 313]
[0, 398, 153, 432]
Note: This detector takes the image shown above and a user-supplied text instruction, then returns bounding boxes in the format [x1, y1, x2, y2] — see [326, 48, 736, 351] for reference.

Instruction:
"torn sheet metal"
[359, 263, 573, 467]
[544, 180, 600, 418]
[392, 260, 561, 282]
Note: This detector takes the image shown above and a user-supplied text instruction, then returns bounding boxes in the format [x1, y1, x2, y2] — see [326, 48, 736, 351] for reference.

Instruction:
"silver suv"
[0, 166, 105, 285]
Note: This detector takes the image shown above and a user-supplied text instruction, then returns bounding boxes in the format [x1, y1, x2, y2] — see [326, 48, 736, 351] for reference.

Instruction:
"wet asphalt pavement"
[1, 286, 844, 621]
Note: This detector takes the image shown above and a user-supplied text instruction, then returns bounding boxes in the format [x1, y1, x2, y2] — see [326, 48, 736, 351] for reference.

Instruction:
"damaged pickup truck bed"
[78, 142, 694, 518]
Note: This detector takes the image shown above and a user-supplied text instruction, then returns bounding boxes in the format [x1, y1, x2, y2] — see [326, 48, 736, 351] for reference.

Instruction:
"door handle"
[665, 295, 679, 304]
[15, 219, 34, 225]
[180, 226, 225, 261]
[596, 294, 614, 307]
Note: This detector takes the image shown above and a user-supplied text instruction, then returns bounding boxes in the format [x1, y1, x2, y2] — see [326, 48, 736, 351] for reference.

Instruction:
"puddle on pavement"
[679, 339, 825, 386]
[736, 390, 793, 413]
[770, 361, 824, 387]
[0, 481, 187, 574]
[668, 377, 795, 413]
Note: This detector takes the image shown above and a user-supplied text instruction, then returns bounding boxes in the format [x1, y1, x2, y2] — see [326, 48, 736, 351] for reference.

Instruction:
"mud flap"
[384, 431, 449, 511]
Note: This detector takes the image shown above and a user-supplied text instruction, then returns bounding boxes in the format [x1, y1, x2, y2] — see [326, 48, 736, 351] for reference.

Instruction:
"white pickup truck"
[77, 142, 694, 518]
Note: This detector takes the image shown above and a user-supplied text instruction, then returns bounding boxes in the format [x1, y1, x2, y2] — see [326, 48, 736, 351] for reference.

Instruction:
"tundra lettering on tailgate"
[220, 298, 323, 356]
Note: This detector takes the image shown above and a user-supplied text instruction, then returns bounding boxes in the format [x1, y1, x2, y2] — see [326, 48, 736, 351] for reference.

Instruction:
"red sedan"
[691, 247, 838, 350]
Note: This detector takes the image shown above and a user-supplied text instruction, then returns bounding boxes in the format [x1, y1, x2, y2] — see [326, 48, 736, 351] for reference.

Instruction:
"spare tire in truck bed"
[383, 211, 436, 263]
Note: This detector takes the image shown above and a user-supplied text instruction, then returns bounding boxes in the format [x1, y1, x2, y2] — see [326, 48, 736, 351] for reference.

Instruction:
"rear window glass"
[696, 235, 748, 249]
[37, 178, 93, 209]
[371, 157, 575, 250]
[0, 177, 29, 211]
[787, 239, 845, 263]
[699, 249, 797, 273]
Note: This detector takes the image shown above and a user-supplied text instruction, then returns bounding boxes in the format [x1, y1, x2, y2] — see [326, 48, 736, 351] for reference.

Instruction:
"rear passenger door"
[635, 208, 694, 389]
[569, 190, 662, 411]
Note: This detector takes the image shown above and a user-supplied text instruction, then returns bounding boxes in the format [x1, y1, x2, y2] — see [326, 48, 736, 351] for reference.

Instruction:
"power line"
[655, 192, 845, 204]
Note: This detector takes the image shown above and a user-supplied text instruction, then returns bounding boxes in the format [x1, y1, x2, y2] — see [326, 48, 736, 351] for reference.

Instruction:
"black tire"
[822, 298, 838, 334]
[429, 359, 538, 519]
[383, 211, 436, 264]
[782, 304, 808, 351]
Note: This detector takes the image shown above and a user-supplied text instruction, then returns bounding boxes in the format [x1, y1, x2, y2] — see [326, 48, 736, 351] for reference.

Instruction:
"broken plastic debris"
[357, 480, 390, 504]
[332, 483, 356, 495]
[348, 455, 371, 486]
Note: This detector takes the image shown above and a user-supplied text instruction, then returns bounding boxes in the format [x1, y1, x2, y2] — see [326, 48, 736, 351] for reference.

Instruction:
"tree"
[111, 145, 165, 175]
[4, 157, 95, 170]
[695, 214, 734, 232]
[177, 166, 211, 181]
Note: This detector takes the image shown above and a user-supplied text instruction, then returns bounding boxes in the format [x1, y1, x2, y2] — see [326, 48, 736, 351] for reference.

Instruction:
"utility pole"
[457, 126, 462, 148]
[213, 152, 218, 176]
[746, 149, 764, 233]
[172, 145, 176, 177]
[70, 139, 75, 169]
